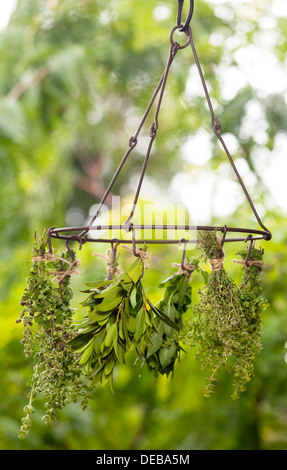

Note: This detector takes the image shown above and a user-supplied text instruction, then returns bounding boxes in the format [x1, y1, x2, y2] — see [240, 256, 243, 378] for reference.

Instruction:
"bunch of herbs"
[70, 253, 179, 389]
[17, 232, 89, 439]
[140, 263, 196, 377]
[231, 245, 266, 398]
[190, 231, 255, 398]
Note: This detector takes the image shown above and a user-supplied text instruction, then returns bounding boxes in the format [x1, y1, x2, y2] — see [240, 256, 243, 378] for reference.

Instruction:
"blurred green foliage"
[0, 0, 287, 450]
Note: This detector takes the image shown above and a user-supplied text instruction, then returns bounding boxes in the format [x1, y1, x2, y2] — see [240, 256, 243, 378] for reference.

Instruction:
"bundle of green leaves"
[70, 254, 179, 389]
[140, 266, 194, 377]
[190, 231, 257, 398]
[231, 245, 267, 398]
[17, 232, 89, 439]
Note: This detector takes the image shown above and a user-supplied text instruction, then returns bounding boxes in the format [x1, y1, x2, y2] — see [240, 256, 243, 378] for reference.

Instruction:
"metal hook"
[221, 225, 228, 247]
[65, 239, 75, 262]
[177, 0, 194, 32]
[179, 238, 187, 270]
[131, 225, 140, 258]
[68, 234, 88, 251]
[244, 235, 254, 268]
[79, 235, 87, 250]
[122, 214, 134, 234]
[111, 238, 120, 265]
[46, 227, 56, 254]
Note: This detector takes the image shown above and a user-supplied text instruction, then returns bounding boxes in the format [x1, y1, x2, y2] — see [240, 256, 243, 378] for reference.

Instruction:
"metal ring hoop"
[48, 225, 271, 249]
[170, 24, 191, 50]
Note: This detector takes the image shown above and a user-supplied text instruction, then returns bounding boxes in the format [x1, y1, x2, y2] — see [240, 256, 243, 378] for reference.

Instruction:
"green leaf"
[134, 308, 146, 341]
[177, 276, 188, 306]
[118, 317, 125, 341]
[78, 339, 94, 365]
[158, 274, 178, 287]
[127, 315, 136, 333]
[101, 342, 115, 358]
[76, 324, 100, 335]
[86, 280, 114, 288]
[81, 296, 98, 307]
[92, 363, 105, 380]
[120, 313, 129, 344]
[147, 331, 163, 357]
[104, 356, 116, 376]
[101, 371, 111, 387]
[96, 286, 123, 312]
[144, 309, 153, 327]
[113, 336, 125, 363]
[69, 332, 93, 351]
[97, 317, 110, 326]
[88, 311, 112, 322]
[146, 298, 180, 331]
[105, 323, 118, 347]
[125, 258, 144, 284]
[199, 267, 209, 284]
[135, 281, 144, 310]
[159, 342, 177, 369]
[120, 277, 134, 291]
[73, 338, 94, 354]
[93, 329, 106, 354]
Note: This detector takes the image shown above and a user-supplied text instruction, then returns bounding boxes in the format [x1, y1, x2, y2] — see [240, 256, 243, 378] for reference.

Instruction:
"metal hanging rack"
[47, 0, 272, 257]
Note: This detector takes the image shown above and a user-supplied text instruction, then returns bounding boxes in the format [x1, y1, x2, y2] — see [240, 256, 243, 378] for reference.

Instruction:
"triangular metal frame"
[48, 23, 271, 255]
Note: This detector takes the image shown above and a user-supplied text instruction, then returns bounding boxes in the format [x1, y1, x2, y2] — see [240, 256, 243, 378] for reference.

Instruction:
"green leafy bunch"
[17, 232, 89, 439]
[70, 254, 179, 389]
[231, 246, 267, 398]
[190, 231, 256, 399]
[141, 268, 194, 377]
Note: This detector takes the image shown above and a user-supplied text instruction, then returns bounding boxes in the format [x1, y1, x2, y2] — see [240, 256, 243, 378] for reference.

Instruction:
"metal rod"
[48, 224, 271, 249]
[186, 27, 272, 241]
[85, 41, 180, 235]
[49, 235, 268, 245]
[49, 22, 272, 250]
[50, 224, 271, 237]
[177, 0, 194, 32]
[123, 41, 181, 231]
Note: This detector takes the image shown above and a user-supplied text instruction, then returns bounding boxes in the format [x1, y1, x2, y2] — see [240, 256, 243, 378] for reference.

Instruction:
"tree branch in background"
[75, 153, 114, 206]
[7, 66, 49, 101]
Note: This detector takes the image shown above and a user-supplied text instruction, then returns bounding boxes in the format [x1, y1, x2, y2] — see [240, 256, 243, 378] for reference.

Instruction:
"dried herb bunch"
[70, 252, 179, 389]
[16, 228, 268, 439]
[231, 245, 266, 398]
[17, 232, 89, 439]
[190, 231, 256, 398]
[141, 261, 196, 377]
